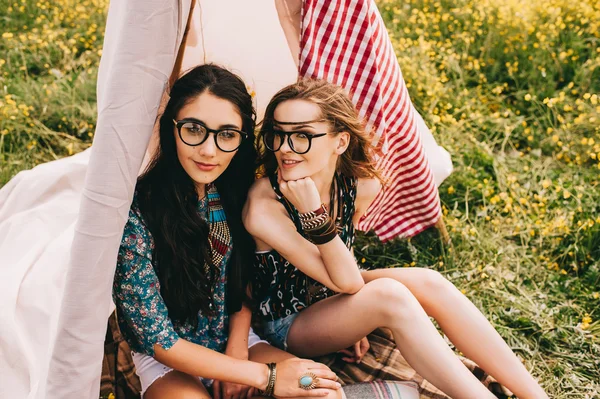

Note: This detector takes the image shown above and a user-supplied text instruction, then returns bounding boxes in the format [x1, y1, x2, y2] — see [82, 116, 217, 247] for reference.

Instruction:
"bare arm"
[244, 179, 364, 294]
[353, 178, 383, 227]
[155, 339, 340, 397]
[226, 304, 253, 357]
[154, 339, 268, 389]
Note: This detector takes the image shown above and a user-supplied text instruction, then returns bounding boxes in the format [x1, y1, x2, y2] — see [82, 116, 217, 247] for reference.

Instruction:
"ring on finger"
[299, 372, 319, 390]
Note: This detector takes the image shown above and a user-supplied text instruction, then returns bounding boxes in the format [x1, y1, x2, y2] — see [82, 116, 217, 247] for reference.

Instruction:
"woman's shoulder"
[126, 192, 147, 229]
[245, 177, 279, 216]
[119, 192, 153, 256]
[354, 177, 382, 220]
[115, 197, 155, 281]
[243, 177, 287, 233]
[357, 177, 382, 196]
[248, 176, 277, 200]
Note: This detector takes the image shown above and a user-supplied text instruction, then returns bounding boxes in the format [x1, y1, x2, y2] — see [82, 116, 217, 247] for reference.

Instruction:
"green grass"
[1, 0, 599, 397]
[0, 0, 105, 181]
[356, 0, 600, 396]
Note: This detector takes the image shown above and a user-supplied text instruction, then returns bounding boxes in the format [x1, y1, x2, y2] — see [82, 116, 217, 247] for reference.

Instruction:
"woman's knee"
[276, 388, 342, 399]
[362, 278, 420, 319]
[144, 370, 210, 399]
[417, 269, 459, 301]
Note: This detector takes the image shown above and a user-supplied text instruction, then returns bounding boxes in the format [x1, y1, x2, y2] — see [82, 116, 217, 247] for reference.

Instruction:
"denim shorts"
[262, 313, 299, 350]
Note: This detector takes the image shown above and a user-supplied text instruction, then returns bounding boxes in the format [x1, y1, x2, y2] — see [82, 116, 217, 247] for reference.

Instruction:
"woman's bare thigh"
[144, 370, 210, 399]
[286, 279, 402, 358]
[361, 268, 454, 315]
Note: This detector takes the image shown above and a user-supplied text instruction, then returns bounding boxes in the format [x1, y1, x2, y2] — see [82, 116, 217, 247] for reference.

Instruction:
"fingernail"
[336, 383, 342, 388]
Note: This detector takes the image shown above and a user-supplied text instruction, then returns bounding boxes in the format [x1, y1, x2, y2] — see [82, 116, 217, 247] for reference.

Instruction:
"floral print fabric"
[113, 193, 230, 357]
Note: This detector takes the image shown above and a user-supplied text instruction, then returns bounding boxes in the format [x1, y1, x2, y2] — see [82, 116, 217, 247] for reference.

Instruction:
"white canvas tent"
[0, 1, 451, 398]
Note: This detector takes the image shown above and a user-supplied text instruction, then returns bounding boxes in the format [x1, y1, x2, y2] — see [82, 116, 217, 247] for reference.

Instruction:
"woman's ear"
[335, 131, 351, 155]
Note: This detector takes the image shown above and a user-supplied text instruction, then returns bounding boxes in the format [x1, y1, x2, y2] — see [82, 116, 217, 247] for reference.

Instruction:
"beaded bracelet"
[300, 212, 329, 230]
[298, 203, 328, 222]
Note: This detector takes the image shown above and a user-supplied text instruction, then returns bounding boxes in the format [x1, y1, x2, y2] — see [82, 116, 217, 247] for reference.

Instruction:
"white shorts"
[132, 327, 268, 397]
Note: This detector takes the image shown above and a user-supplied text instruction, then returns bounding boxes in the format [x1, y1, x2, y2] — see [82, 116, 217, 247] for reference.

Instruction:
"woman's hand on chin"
[278, 174, 322, 213]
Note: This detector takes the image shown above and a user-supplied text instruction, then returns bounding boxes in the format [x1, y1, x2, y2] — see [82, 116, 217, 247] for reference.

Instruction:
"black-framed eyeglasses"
[263, 129, 333, 154]
[173, 118, 247, 152]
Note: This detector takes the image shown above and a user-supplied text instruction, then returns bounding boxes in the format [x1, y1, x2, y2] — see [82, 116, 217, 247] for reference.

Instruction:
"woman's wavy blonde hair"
[257, 78, 381, 181]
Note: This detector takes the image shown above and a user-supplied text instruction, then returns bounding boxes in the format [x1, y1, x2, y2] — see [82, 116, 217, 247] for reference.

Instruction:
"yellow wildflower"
[581, 314, 592, 330]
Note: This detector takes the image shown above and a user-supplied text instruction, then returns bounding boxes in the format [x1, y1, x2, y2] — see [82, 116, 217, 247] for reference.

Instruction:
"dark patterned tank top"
[252, 172, 358, 322]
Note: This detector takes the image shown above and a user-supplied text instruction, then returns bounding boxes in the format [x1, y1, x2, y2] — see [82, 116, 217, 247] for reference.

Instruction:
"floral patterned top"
[113, 190, 231, 357]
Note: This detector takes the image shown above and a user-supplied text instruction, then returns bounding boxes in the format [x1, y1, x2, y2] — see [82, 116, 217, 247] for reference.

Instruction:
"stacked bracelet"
[259, 363, 277, 396]
[299, 205, 338, 245]
[298, 203, 328, 222]
[305, 217, 337, 244]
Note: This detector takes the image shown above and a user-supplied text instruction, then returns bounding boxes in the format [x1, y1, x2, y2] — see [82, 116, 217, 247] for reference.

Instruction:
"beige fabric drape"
[44, 1, 193, 397]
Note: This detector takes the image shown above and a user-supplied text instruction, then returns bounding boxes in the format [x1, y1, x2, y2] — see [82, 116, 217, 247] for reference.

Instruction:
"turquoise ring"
[299, 372, 318, 390]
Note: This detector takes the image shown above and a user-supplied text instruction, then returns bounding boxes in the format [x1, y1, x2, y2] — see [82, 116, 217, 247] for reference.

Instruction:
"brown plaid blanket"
[313, 328, 513, 399]
[100, 313, 512, 399]
[100, 312, 141, 399]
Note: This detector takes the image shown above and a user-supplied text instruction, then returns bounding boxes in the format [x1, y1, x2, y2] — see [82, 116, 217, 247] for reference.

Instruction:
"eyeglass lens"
[179, 121, 243, 152]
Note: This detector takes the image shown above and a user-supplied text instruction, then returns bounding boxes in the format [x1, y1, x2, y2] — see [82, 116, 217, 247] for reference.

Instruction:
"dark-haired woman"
[112, 65, 341, 399]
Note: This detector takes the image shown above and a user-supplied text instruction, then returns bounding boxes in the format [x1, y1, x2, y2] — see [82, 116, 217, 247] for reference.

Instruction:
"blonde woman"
[244, 79, 548, 399]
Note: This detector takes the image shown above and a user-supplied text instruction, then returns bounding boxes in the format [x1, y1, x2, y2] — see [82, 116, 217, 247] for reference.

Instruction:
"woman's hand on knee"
[274, 358, 341, 397]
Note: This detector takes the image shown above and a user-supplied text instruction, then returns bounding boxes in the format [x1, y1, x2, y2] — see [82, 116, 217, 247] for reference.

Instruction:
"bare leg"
[249, 343, 342, 399]
[145, 370, 211, 399]
[248, 342, 296, 363]
[285, 278, 496, 399]
[362, 268, 548, 399]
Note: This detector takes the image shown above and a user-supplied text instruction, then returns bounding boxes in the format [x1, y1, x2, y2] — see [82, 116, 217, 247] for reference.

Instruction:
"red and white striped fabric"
[299, 0, 442, 241]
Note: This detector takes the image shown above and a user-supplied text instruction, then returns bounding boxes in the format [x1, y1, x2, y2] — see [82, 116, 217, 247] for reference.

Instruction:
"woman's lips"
[280, 159, 302, 169]
[194, 161, 218, 171]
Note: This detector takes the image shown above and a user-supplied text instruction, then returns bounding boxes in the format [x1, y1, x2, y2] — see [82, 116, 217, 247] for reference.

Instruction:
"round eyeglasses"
[263, 129, 332, 154]
[173, 119, 247, 152]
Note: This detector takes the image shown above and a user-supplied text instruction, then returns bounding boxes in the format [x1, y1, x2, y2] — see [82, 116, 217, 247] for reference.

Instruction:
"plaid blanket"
[100, 314, 512, 399]
[100, 312, 140, 399]
[314, 328, 513, 399]
[342, 380, 420, 398]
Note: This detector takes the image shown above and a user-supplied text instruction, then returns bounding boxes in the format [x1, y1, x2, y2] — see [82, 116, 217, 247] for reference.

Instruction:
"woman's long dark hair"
[136, 64, 257, 326]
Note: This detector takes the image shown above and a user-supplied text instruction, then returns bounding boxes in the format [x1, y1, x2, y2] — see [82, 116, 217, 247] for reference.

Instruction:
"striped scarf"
[206, 184, 231, 272]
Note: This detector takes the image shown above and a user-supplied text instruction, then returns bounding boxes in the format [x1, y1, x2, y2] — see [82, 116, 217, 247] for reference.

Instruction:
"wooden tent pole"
[435, 217, 451, 245]
[169, 0, 196, 88]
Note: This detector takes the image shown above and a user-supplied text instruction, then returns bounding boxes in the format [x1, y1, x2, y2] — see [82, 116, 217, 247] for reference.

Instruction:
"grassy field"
[1, 0, 599, 397]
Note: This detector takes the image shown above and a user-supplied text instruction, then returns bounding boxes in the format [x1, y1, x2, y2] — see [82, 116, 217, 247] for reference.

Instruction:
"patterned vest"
[252, 173, 357, 322]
